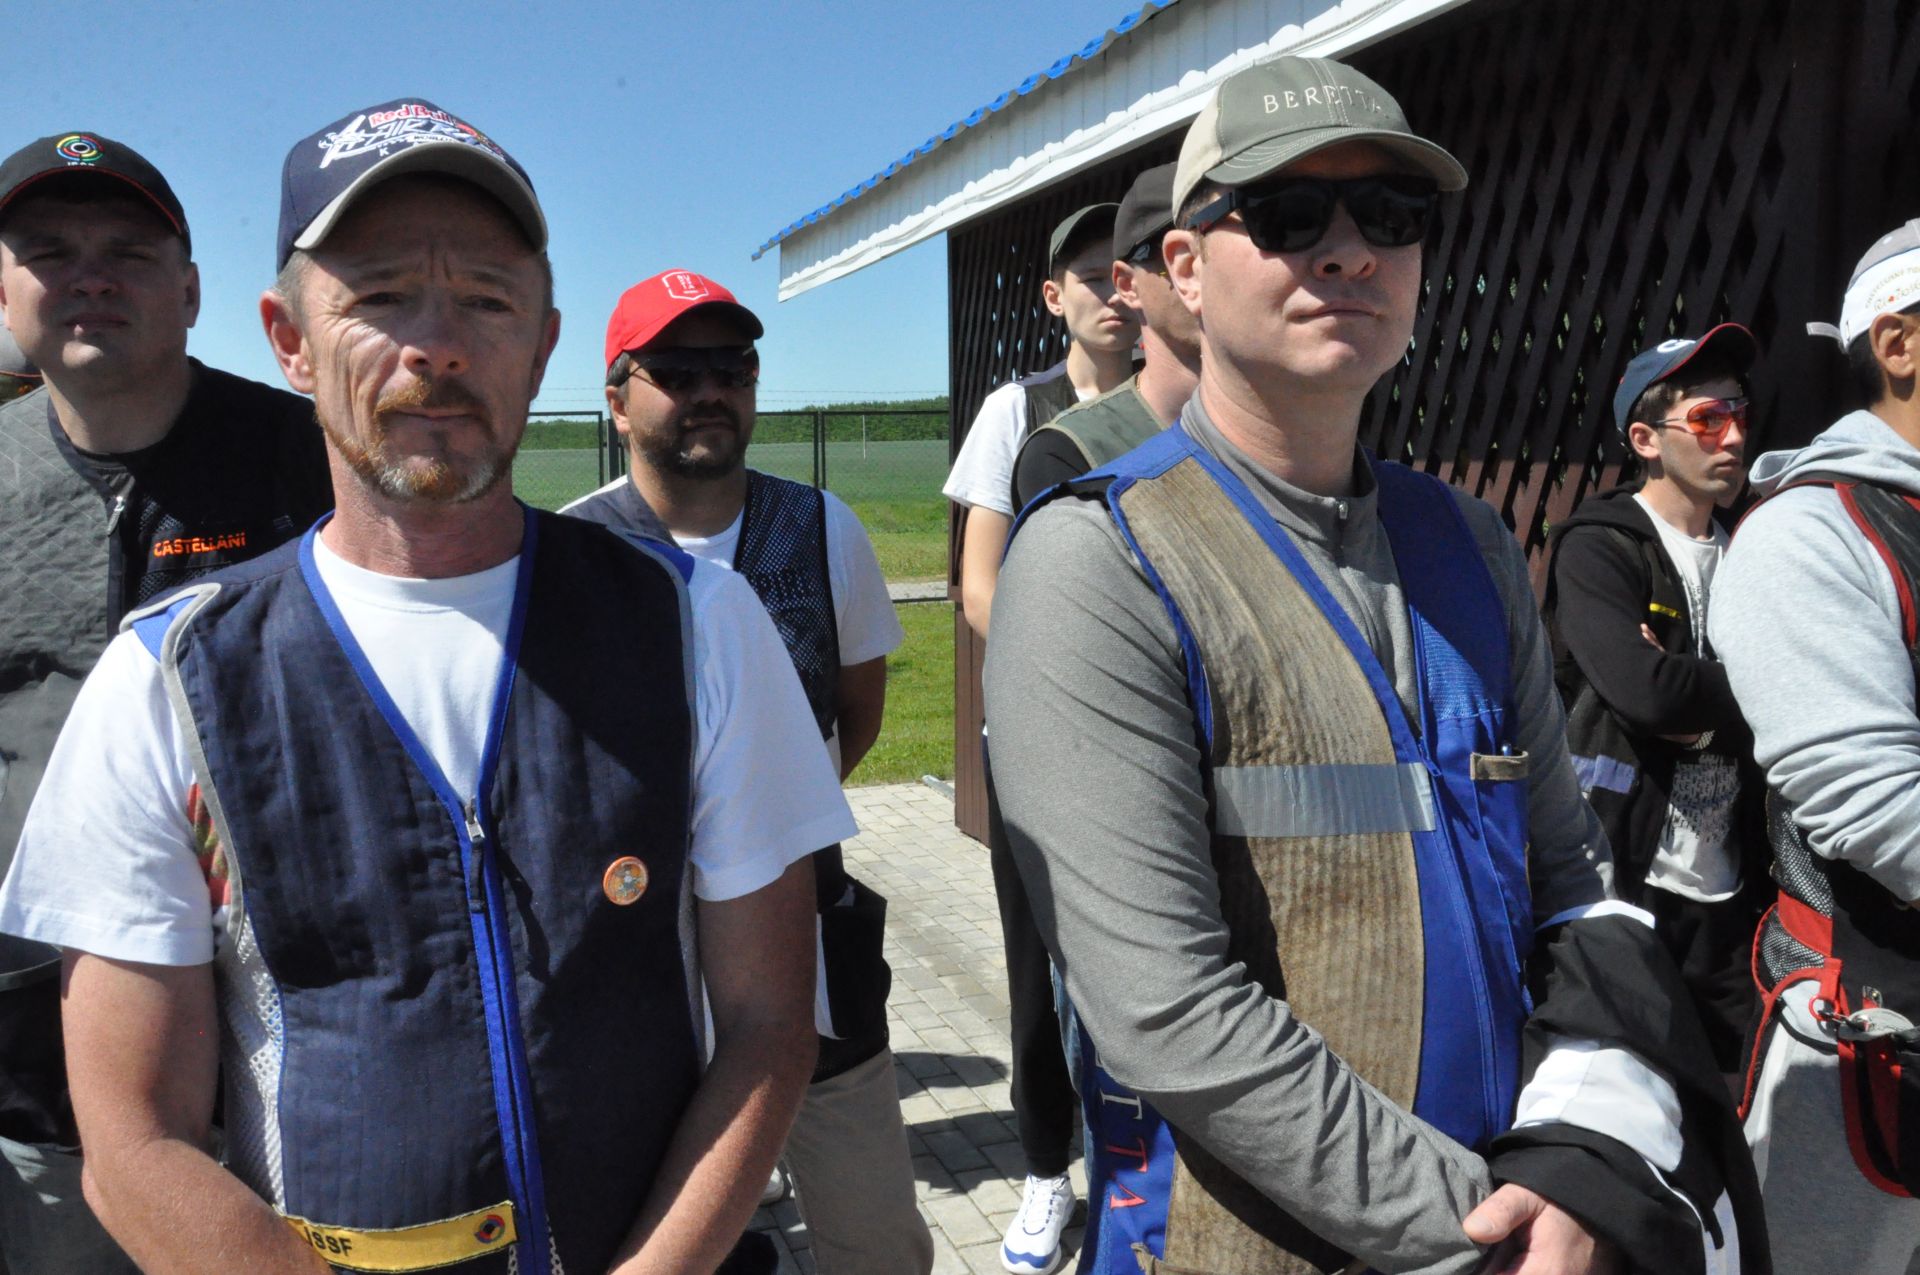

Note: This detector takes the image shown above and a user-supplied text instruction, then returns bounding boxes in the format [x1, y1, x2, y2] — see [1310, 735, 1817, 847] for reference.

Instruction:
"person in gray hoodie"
[1711, 219, 1920, 1271]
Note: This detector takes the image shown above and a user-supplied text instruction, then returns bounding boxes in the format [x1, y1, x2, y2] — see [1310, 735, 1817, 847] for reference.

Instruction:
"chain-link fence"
[516, 406, 950, 584]
[515, 411, 613, 511]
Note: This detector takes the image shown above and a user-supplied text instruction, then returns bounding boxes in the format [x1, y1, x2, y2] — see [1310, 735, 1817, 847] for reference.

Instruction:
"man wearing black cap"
[988, 55, 1762, 1275]
[0, 101, 838, 1275]
[944, 200, 1138, 1275]
[0, 130, 330, 1274]
[1545, 326, 1765, 1078]
[1011, 163, 1201, 511]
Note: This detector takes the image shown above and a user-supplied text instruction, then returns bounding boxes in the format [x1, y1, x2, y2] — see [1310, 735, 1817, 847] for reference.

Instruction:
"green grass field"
[516, 438, 950, 582]
[845, 601, 954, 786]
[514, 433, 956, 788]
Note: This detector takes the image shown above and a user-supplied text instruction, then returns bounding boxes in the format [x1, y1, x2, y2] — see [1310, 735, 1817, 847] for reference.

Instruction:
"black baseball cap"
[1114, 164, 1177, 263]
[277, 99, 546, 269]
[0, 132, 189, 251]
[1612, 323, 1758, 434]
[1048, 203, 1119, 272]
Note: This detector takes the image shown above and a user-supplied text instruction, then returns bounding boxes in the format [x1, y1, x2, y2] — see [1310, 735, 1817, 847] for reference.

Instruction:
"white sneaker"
[1001, 1173, 1072, 1274]
[760, 1163, 789, 1206]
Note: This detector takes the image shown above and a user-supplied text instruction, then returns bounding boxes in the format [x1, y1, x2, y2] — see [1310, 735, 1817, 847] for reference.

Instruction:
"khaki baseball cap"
[1173, 55, 1467, 213]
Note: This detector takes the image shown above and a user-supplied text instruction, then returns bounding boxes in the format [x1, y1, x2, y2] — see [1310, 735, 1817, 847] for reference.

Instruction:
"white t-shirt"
[943, 377, 1092, 517]
[675, 490, 905, 776]
[0, 534, 858, 968]
[1634, 494, 1741, 903]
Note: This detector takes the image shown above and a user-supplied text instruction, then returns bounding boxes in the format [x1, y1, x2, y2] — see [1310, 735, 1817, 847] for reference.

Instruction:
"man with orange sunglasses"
[1545, 324, 1766, 1077]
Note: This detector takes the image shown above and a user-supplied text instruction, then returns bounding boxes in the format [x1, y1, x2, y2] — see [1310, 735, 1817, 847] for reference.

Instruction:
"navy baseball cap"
[0, 132, 189, 251]
[1612, 323, 1757, 435]
[277, 99, 546, 269]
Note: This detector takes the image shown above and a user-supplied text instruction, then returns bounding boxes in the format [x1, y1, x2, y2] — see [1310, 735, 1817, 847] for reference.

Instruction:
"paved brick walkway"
[750, 781, 1088, 1274]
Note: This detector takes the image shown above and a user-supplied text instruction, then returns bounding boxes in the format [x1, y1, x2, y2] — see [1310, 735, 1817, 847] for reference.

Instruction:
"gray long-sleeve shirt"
[982, 396, 1612, 1275]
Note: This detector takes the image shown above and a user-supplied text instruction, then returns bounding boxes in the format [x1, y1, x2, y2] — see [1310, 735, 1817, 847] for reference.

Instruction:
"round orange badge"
[603, 856, 649, 905]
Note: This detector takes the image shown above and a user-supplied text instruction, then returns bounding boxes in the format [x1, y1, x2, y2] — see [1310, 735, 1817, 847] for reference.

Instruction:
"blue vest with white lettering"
[1027, 425, 1534, 1273]
[133, 509, 702, 1275]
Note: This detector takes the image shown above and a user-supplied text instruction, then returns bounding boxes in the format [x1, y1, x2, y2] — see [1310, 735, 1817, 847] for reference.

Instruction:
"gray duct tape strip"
[1213, 761, 1437, 837]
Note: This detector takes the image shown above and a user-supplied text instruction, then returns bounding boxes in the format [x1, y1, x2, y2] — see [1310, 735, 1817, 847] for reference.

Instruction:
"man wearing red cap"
[566, 270, 928, 1275]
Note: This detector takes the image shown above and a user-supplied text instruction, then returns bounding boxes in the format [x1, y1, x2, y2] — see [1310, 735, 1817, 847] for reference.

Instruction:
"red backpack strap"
[1836, 482, 1920, 652]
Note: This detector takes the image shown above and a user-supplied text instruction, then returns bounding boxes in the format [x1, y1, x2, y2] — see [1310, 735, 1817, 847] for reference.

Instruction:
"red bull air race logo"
[315, 104, 507, 170]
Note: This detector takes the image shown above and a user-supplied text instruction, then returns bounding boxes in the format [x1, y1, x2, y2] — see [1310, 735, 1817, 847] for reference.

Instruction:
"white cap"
[1809, 218, 1920, 346]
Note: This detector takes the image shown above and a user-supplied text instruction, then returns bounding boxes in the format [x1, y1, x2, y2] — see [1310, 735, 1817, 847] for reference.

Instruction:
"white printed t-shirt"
[0, 532, 857, 967]
[673, 489, 904, 776]
[1633, 493, 1741, 903]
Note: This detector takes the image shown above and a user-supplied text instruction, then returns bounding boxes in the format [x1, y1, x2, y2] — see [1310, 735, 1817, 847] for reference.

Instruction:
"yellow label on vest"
[282, 1201, 516, 1271]
[1647, 601, 1681, 618]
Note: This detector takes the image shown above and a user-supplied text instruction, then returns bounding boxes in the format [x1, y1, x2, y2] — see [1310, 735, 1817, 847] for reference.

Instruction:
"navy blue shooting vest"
[131, 508, 701, 1275]
[1023, 425, 1533, 1274]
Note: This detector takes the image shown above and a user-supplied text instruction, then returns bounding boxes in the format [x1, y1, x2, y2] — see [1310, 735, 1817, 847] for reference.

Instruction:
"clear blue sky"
[7, 0, 1140, 413]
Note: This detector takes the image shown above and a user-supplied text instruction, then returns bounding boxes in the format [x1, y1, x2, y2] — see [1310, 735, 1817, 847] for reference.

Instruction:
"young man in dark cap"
[1714, 219, 1920, 1271]
[0, 130, 331, 1274]
[944, 200, 1140, 1275]
[1011, 163, 1202, 511]
[988, 55, 1764, 1275]
[1546, 326, 1764, 1078]
[565, 268, 927, 1275]
[0, 101, 836, 1274]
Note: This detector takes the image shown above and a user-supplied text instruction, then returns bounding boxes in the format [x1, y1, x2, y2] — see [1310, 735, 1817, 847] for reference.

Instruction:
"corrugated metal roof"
[751, 0, 1180, 261]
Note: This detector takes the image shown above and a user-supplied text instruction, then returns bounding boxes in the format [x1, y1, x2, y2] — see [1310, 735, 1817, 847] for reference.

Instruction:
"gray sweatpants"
[1745, 981, 1920, 1273]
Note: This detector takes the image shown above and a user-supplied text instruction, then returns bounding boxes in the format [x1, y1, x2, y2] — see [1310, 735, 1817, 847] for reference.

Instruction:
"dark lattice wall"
[947, 0, 1920, 836]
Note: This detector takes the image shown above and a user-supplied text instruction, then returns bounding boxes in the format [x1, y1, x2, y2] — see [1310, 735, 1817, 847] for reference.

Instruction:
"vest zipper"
[105, 488, 130, 621]
[462, 801, 489, 914]
[457, 798, 550, 1275]
[1333, 498, 1350, 566]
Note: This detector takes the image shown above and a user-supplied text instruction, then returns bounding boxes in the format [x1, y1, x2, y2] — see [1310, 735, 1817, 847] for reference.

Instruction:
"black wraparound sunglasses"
[1183, 175, 1439, 254]
[623, 346, 760, 393]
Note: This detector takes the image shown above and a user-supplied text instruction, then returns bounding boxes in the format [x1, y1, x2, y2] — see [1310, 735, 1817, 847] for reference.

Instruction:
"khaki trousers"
[783, 1046, 933, 1275]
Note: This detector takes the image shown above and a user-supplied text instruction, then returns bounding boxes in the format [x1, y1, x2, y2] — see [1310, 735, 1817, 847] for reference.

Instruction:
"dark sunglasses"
[1652, 396, 1748, 442]
[626, 346, 759, 393]
[1183, 174, 1439, 254]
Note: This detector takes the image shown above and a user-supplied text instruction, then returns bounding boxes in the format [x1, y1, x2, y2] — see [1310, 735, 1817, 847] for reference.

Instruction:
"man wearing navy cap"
[1545, 326, 1766, 1078]
[0, 101, 836, 1275]
[0, 130, 330, 1274]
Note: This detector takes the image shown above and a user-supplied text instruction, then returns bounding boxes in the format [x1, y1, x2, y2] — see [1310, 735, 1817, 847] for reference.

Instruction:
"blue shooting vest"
[130, 508, 702, 1275]
[1034, 425, 1534, 1274]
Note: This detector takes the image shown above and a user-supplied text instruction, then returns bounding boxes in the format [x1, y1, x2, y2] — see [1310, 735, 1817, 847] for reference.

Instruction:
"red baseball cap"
[604, 270, 764, 370]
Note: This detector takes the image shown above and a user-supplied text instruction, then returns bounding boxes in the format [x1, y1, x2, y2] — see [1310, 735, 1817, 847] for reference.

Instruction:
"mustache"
[374, 377, 490, 425]
[671, 401, 743, 433]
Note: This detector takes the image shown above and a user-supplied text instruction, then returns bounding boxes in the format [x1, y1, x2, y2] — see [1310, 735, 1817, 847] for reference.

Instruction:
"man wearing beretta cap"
[566, 268, 928, 1275]
[0, 99, 838, 1275]
[988, 54, 1764, 1274]
[1713, 218, 1920, 1270]
[0, 129, 330, 1272]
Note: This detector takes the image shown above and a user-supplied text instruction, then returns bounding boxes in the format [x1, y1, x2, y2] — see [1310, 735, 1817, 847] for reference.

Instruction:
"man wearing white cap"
[1713, 219, 1920, 1270]
[988, 53, 1762, 1275]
